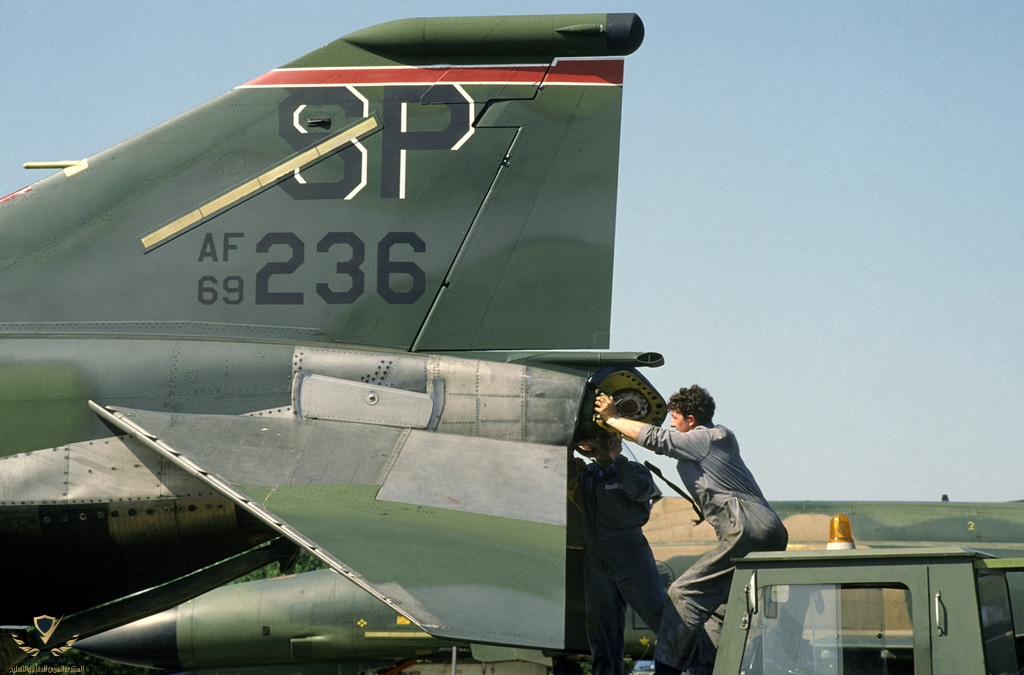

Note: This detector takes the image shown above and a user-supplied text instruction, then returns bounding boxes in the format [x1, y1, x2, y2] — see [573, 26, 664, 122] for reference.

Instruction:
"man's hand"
[594, 393, 617, 421]
[593, 393, 647, 443]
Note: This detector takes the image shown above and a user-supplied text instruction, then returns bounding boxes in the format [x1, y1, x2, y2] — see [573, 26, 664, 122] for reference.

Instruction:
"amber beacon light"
[827, 513, 856, 550]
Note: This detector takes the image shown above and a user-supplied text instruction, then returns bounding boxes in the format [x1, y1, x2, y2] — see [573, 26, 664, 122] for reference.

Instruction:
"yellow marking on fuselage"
[141, 116, 379, 250]
[363, 631, 432, 639]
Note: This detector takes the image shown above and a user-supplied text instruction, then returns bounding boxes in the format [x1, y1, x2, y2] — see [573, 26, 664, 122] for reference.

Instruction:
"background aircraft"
[0, 11, 658, 673]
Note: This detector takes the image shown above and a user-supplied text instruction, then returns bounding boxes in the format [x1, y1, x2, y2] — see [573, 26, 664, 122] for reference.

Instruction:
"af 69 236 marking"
[197, 231, 427, 306]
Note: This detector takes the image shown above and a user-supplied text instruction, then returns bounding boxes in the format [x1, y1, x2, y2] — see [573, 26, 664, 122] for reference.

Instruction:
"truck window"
[1003, 570, 1024, 670]
[976, 569, 1019, 675]
[740, 584, 913, 675]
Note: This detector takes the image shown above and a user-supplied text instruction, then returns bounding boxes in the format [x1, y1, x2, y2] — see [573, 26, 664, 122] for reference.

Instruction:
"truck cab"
[714, 547, 1024, 675]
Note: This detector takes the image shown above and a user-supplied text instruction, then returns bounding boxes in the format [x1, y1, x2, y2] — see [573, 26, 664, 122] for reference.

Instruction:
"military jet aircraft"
[0, 11, 658, 672]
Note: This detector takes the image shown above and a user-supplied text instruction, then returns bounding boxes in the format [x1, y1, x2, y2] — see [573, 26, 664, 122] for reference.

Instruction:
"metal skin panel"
[427, 355, 586, 445]
[108, 409, 406, 489]
[294, 346, 431, 392]
[0, 361, 95, 453]
[290, 347, 588, 445]
[376, 430, 566, 526]
[295, 373, 436, 428]
[0, 436, 213, 504]
[0, 337, 296, 457]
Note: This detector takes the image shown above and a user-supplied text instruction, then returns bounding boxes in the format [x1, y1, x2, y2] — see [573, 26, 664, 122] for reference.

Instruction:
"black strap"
[644, 461, 705, 525]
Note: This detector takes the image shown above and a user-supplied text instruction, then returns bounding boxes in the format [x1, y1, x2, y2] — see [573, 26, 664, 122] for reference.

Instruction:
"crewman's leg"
[614, 541, 667, 634]
[653, 530, 735, 669]
[584, 557, 627, 675]
[655, 498, 787, 671]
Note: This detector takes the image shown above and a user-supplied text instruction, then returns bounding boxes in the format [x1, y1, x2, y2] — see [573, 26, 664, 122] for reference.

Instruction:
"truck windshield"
[740, 584, 913, 675]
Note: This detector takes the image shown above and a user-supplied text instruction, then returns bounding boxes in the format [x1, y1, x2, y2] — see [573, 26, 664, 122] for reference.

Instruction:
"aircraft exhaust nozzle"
[604, 13, 646, 55]
[74, 607, 180, 671]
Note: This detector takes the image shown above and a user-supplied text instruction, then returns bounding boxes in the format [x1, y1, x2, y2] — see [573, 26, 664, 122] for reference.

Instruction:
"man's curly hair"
[668, 385, 715, 426]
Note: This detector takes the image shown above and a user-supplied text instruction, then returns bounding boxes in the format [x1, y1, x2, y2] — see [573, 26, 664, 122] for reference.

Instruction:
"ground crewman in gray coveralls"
[595, 385, 788, 675]
[570, 432, 666, 675]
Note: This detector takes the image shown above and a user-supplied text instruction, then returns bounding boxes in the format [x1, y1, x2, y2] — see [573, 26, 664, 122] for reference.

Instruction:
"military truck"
[714, 545, 1024, 674]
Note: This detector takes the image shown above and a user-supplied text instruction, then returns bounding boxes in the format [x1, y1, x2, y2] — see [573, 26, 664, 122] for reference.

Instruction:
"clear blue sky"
[3, 2, 1023, 501]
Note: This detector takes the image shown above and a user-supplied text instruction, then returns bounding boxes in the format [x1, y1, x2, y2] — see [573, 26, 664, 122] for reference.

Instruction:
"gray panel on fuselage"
[0, 435, 213, 503]
[109, 408, 403, 488]
[376, 429, 566, 526]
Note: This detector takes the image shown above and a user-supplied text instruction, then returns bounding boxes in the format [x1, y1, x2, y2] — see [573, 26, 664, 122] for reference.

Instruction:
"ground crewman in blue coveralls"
[571, 431, 666, 675]
[594, 385, 788, 675]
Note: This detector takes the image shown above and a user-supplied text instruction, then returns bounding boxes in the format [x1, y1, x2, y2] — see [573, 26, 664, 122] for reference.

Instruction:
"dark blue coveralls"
[637, 424, 788, 674]
[575, 454, 666, 675]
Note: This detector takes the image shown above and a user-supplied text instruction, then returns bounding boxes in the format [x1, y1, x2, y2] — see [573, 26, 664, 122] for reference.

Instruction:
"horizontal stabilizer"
[89, 401, 448, 630]
[89, 400, 569, 648]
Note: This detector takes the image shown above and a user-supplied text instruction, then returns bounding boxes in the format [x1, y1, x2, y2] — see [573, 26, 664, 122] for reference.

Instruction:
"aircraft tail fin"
[0, 14, 643, 351]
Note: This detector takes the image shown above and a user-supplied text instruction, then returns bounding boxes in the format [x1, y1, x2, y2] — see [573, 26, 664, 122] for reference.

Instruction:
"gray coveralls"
[575, 455, 666, 675]
[637, 424, 788, 673]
